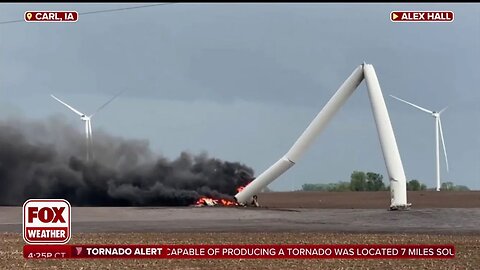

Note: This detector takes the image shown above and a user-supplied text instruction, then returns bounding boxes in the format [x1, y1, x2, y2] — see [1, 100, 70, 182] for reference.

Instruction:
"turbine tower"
[390, 95, 449, 191]
[50, 91, 124, 162]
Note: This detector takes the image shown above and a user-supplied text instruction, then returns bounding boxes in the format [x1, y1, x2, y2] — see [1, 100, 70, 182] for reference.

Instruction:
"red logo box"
[23, 199, 71, 245]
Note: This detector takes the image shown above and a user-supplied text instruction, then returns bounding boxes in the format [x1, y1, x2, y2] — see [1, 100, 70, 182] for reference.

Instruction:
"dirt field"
[2, 206, 479, 234]
[257, 191, 480, 209]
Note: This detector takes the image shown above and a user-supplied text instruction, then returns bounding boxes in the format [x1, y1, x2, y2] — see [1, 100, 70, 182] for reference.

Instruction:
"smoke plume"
[0, 115, 254, 206]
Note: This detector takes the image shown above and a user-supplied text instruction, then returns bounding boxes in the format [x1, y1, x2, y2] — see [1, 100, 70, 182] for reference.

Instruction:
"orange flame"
[195, 197, 238, 207]
[236, 181, 251, 193]
[194, 181, 252, 207]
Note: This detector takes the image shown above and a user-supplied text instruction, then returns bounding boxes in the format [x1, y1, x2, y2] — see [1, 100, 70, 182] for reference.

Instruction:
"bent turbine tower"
[235, 63, 410, 210]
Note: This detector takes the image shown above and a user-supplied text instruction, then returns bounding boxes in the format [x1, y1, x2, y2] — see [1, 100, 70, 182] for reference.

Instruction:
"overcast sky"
[1, 3, 479, 191]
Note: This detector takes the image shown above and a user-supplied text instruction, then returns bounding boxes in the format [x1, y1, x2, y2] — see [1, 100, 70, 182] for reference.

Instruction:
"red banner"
[24, 244, 455, 259]
[390, 11, 454, 22]
[24, 11, 78, 22]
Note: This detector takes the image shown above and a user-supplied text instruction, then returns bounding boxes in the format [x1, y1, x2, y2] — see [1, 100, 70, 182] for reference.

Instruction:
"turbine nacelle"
[80, 115, 90, 121]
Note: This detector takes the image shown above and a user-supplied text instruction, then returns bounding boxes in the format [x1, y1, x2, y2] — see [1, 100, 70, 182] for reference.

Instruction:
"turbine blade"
[389, 95, 433, 114]
[439, 106, 449, 114]
[89, 90, 124, 118]
[84, 120, 89, 162]
[84, 121, 89, 140]
[88, 120, 93, 142]
[88, 120, 93, 160]
[51, 95, 85, 117]
[438, 117, 449, 172]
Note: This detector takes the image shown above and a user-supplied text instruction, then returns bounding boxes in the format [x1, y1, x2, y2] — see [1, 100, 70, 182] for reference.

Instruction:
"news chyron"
[23, 199, 72, 245]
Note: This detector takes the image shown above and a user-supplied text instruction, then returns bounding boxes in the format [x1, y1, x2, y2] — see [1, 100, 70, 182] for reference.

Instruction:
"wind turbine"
[390, 95, 449, 191]
[50, 91, 124, 162]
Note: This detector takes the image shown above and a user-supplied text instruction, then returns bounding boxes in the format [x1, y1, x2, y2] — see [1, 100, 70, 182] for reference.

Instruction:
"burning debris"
[194, 197, 237, 207]
[194, 183, 249, 207]
[193, 195, 258, 207]
[194, 181, 259, 207]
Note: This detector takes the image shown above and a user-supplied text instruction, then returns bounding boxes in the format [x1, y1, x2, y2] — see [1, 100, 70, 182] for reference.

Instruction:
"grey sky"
[1, 3, 479, 191]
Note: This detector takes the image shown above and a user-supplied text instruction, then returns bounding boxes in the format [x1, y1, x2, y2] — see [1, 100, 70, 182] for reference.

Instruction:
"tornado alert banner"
[23, 244, 455, 259]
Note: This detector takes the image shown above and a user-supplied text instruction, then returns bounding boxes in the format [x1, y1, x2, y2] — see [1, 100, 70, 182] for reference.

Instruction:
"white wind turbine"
[50, 91, 124, 162]
[390, 95, 449, 191]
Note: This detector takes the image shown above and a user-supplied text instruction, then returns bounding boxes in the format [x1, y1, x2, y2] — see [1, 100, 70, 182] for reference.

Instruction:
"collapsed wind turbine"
[390, 95, 449, 191]
[50, 91, 124, 162]
[235, 63, 411, 210]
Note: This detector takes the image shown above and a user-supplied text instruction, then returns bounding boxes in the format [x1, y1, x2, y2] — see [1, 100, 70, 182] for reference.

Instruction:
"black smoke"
[0, 115, 254, 206]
